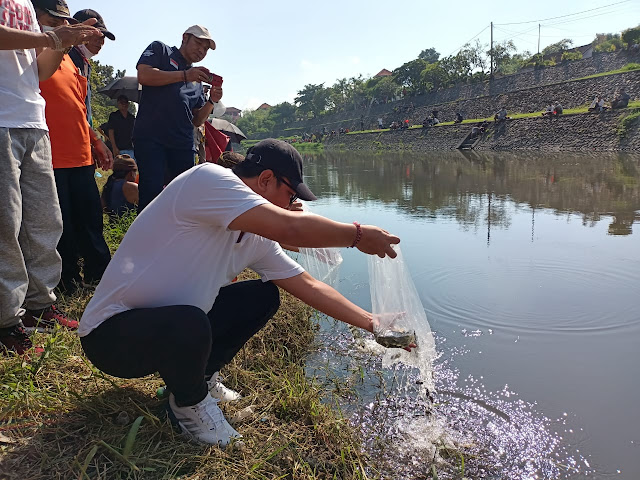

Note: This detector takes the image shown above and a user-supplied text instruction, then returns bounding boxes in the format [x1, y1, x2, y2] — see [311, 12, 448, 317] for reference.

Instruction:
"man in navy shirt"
[134, 25, 223, 212]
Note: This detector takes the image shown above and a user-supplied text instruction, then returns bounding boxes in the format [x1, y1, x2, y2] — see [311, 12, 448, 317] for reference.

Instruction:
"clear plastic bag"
[297, 246, 343, 286]
[368, 245, 436, 388]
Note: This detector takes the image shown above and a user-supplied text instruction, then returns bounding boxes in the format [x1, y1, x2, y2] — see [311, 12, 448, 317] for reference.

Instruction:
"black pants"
[54, 165, 111, 290]
[81, 280, 280, 406]
[134, 138, 195, 213]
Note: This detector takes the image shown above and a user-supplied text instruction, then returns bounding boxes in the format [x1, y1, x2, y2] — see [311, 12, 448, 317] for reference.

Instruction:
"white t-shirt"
[79, 164, 305, 336]
[0, 0, 48, 130]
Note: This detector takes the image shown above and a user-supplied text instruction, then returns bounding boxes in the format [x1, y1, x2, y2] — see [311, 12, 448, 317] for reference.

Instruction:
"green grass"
[617, 108, 640, 137]
[574, 62, 640, 81]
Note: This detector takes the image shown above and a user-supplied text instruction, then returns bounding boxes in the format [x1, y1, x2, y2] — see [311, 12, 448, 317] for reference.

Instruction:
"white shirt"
[0, 0, 48, 130]
[79, 164, 305, 336]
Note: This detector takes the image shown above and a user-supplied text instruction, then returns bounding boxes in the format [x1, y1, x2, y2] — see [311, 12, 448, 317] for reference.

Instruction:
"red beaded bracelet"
[349, 222, 362, 248]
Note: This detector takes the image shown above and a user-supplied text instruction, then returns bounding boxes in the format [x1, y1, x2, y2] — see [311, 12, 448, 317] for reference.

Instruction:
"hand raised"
[54, 18, 101, 48]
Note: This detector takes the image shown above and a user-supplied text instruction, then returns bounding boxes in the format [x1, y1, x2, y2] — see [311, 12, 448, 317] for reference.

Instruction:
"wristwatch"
[207, 97, 216, 106]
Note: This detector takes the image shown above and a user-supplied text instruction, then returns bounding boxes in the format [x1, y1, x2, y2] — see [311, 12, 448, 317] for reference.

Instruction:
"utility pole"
[538, 24, 541, 54]
[490, 22, 494, 80]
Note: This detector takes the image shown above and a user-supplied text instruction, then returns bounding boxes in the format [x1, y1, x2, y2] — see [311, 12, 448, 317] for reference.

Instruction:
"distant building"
[257, 103, 272, 110]
[375, 68, 393, 77]
[224, 107, 242, 123]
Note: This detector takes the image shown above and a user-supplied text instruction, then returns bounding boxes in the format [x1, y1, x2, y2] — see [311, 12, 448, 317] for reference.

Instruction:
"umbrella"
[208, 118, 247, 144]
[98, 76, 141, 103]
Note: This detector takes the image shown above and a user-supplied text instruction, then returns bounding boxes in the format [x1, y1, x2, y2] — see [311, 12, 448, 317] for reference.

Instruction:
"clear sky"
[68, 0, 639, 111]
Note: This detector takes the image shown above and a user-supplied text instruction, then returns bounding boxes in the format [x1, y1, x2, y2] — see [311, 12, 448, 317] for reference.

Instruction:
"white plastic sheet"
[368, 245, 436, 388]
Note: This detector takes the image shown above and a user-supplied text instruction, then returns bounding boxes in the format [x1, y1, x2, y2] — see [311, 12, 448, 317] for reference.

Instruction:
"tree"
[439, 40, 488, 85]
[420, 62, 448, 92]
[371, 75, 400, 102]
[268, 102, 297, 125]
[294, 83, 329, 118]
[487, 40, 517, 75]
[236, 108, 274, 138]
[621, 25, 640, 47]
[89, 59, 126, 127]
[418, 47, 440, 64]
[542, 38, 573, 56]
[393, 58, 427, 94]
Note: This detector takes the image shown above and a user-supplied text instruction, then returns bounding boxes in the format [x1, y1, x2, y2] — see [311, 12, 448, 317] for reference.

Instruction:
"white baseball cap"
[183, 25, 216, 50]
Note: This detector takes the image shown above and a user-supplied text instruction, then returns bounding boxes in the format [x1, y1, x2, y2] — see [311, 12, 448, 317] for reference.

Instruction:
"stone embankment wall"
[272, 50, 640, 136]
[323, 110, 640, 152]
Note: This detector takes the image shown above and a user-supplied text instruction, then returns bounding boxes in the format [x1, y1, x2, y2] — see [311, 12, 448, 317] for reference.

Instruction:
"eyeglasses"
[273, 174, 297, 205]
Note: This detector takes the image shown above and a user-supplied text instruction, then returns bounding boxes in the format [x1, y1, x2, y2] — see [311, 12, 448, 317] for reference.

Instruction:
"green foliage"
[561, 51, 583, 61]
[594, 33, 625, 53]
[269, 101, 297, 125]
[89, 60, 126, 128]
[542, 38, 573, 56]
[371, 75, 400, 101]
[295, 83, 330, 118]
[617, 109, 640, 138]
[488, 40, 517, 74]
[418, 47, 440, 64]
[621, 25, 640, 46]
[393, 58, 428, 94]
[236, 107, 275, 138]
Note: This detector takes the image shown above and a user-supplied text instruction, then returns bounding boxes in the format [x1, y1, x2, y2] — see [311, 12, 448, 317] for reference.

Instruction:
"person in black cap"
[78, 138, 412, 447]
[69, 9, 115, 126]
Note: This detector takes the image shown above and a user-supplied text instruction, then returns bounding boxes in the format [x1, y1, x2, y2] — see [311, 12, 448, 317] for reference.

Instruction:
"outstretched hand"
[54, 18, 101, 48]
[356, 224, 400, 258]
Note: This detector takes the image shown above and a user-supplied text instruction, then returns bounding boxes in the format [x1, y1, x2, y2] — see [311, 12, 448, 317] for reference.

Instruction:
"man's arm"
[108, 128, 119, 156]
[228, 204, 400, 258]
[0, 24, 50, 49]
[89, 129, 113, 170]
[2, 21, 100, 81]
[273, 272, 373, 332]
[192, 86, 223, 126]
[137, 64, 211, 87]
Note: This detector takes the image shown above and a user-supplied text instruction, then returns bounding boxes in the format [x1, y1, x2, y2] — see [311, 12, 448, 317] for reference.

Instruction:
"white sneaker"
[207, 372, 242, 402]
[168, 392, 242, 447]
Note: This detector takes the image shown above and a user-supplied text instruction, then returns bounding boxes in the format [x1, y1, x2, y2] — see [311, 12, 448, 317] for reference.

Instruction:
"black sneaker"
[0, 323, 44, 356]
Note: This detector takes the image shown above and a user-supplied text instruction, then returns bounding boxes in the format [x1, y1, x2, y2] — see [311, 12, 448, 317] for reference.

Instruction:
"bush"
[561, 51, 583, 61]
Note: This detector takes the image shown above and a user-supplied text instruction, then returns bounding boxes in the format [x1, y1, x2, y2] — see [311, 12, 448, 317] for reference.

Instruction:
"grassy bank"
[0, 213, 368, 479]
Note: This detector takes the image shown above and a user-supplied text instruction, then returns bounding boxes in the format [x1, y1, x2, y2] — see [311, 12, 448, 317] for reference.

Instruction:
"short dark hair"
[117, 95, 129, 104]
[232, 159, 267, 178]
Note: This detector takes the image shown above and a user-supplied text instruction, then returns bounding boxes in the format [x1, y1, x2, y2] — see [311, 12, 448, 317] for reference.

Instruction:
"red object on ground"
[204, 122, 230, 163]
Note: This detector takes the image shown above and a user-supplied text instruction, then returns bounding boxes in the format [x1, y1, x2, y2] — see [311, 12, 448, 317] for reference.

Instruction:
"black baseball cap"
[245, 139, 317, 201]
[73, 9, 115, 40]
[32, 0, 77, 23]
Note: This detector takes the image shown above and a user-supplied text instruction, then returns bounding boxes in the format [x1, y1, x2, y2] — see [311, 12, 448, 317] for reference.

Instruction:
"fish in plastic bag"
[368, 244, 435, 389]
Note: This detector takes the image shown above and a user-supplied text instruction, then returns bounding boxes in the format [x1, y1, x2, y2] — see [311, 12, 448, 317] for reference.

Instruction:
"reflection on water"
[302, 150, 640, 237]
[302, 151, 640, 479]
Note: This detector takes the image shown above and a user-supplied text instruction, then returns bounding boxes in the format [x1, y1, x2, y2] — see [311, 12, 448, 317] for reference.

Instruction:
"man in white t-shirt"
[79, 138, 412, 447]
[0, 0, 100, 356]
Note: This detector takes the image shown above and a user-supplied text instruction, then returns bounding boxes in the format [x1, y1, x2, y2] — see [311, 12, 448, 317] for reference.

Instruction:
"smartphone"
[206, 73, 223, 87]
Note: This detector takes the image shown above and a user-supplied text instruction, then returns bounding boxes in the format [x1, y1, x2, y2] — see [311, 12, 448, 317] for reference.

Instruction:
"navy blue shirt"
[133, 41, 205, 151]
[69, 47, 93, 127]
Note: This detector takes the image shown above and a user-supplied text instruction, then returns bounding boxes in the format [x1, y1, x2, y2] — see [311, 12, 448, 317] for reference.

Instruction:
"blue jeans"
[134, 139, 195, 212]
[119, 149, 135, 160]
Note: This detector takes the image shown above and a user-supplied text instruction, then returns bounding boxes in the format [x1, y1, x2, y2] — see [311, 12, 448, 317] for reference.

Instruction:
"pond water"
[299, 150, 640, 479]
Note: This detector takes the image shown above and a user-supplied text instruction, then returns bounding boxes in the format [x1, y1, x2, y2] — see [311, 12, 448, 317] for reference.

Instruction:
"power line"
[447, 24, 490, 57]
[494, 0, 630, 26]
